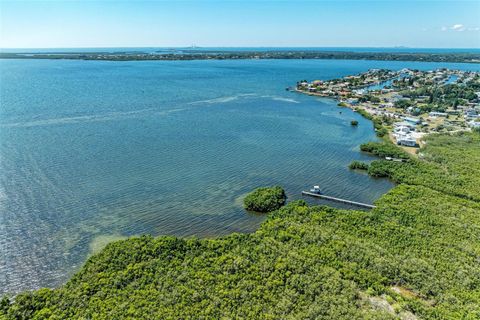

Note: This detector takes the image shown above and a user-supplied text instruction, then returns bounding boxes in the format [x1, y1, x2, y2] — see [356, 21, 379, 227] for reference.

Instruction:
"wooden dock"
[301, 191, 376, 209]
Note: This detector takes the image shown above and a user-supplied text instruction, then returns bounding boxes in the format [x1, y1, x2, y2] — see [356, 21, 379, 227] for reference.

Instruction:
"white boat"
[309, 185, 321, 194]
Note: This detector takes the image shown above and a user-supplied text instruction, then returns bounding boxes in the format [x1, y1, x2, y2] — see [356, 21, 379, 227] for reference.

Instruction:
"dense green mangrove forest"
[1, 132, 479, 319]
[243, 186, 287, 213]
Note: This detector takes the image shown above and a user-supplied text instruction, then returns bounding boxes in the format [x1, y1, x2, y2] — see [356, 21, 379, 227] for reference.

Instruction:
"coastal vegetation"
[243, 186, 287, 213]
[354, 107, 374, 120]
[1, 50, 480, 64]
[366, 132, 480, 202]
[359, 142, 410, 160]
[354, 108, 391, 138]
[1, 131, 479, 319]
[348, 160, 369, 170]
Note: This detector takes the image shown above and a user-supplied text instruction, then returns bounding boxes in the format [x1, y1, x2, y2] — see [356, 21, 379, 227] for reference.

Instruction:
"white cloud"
[451, 24, 466, 31]
[441, 24, 479, 32]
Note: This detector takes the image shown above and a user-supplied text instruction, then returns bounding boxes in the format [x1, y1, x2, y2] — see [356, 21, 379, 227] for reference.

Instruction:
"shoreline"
[2, 50, 480, 64]
[294, 68, 480, 153]
[295, 88, 426, 155]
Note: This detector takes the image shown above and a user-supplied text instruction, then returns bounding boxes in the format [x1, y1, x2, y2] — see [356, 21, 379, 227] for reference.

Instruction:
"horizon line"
[2, 46, 480, 50]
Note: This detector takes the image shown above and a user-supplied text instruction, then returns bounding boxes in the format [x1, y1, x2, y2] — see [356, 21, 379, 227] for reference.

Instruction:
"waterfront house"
[429, 112, 448, 118]
[446, 109, 460, 115]
[347, 98, 359, 105]
[465, 109, 478, 119]
[391, 94, 404, 102]
[353, 89, 365, 95]
[468, 121, 480, 128]
[404, 117, 421, 125]
[397, 136, 417, 147]
[394, 126, 411, 134]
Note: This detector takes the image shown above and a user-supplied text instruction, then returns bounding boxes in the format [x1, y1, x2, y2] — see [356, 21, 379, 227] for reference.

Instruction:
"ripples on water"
[1, 59, 479, 294]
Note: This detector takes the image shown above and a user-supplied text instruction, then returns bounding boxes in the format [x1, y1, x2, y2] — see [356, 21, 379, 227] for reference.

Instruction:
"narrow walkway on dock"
[301, 191, 377, 209]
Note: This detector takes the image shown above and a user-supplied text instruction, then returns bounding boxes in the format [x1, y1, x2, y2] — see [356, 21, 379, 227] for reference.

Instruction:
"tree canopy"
[243, 186, 287, 213]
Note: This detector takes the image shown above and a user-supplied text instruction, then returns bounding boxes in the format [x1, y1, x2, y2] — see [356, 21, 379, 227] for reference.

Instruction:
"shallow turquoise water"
[1, 59, 479, 294]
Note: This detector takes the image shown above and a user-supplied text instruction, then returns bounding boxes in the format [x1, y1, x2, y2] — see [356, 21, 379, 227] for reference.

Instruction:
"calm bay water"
[1, 58, 479, 294]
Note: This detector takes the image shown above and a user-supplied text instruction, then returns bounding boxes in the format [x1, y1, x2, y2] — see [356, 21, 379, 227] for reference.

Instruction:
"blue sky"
[1, 1, 479, 48]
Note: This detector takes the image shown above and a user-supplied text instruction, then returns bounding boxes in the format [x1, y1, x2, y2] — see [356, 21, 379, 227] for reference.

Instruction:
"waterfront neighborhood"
[296, 68, 480, 150]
